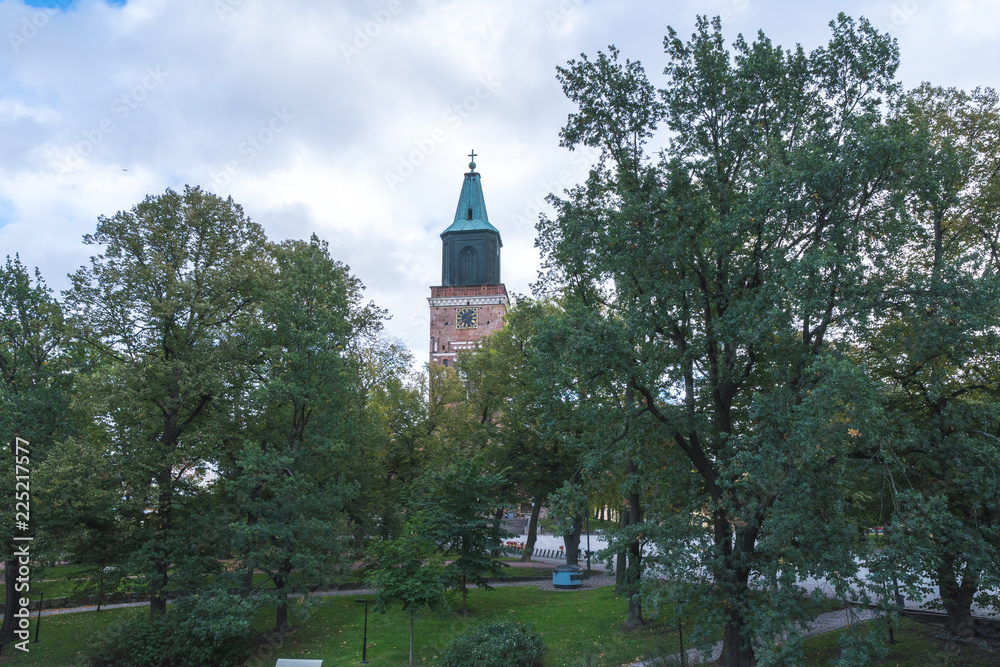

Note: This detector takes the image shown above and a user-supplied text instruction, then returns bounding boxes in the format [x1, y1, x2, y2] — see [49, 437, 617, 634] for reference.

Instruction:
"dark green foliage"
[0, 255, 72, 642]
[540, 13, 915, 665]
[64, 185, 270, 617]
[0, 254, 70, 450]
[863, 84, 1000, 638]
[345, 337, 426, 543]
[85, 590, 259, 667]
[412, 458, 512, 614]
[364, 515, 450, 664]
[225, 235, 376, 629]
[364, 514, 449, 618]
[455, 299, 587, 562]
[439, 618, 545, 667]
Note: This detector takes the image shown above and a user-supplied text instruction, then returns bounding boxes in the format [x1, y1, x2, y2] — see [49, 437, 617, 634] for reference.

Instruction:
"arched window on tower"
[459, 245, 479, 284]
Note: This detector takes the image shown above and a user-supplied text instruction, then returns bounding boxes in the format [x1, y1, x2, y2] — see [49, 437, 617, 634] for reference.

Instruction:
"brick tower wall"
[428, 284, 508, 366]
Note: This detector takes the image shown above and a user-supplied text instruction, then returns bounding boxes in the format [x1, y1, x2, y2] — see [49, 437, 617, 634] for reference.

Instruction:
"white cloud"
[0, 0, 997, 370]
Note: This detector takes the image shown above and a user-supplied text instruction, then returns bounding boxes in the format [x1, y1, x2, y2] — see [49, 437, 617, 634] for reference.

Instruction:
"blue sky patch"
[23, 0, 125, 9]
[0, 200, 15, 231]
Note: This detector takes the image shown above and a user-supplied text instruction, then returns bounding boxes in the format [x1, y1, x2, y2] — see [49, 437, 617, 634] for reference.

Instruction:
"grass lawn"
[0, 605, 146, 666]
[0, 585, 680, 667]
[802, 616, 1000, 666]
[245, 585, 680, 667]
[3, 581, 997, 666]
[0, 565, 369, 606]
[0, 564, 128, 602]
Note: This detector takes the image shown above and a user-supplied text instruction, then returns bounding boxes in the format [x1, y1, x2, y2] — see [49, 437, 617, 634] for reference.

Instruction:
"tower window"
[459, 245, 479, 284]
[443, 359, 449, 367]
[467, 207, 473, 220]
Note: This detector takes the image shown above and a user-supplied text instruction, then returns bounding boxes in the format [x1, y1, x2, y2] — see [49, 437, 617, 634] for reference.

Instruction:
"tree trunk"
[564, 512, 584, 565]
[149, 557, 169, 617]
[720, 601, 756, 667]
[241, 509, 257, 593]
[149, 466, 172, 618]
[274, 560, 292, 631]
[718, 555, 755, 667]
[0, 559, 17, 644]
[623, 459, 644, 629]
[937, 557, 978, 638]
[493, 507, 504, 556]
[716, 513, 757, 667]
[461, 574, 468, 615]
[242, 484, 263, 592]
[275, 598, 288, 632]
[409, 615, 414, 665]
[616, 500, 628, 588]
[521, 496, 543, 562]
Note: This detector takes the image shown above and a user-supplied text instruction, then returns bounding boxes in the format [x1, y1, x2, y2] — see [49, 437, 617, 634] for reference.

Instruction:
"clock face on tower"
[456, 307, 479, 329]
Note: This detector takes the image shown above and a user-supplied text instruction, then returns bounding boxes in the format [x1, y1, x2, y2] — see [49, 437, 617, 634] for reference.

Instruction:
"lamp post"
[355, 599, 370, 664]
[677, 599, 687, 667]
[33, 591, 43, 643]
[585, 504, 592, 574]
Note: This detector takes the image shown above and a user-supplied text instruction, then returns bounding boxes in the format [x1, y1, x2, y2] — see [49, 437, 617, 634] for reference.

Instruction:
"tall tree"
[227, 235, 380, 630]
[865, 84, 1000, 638]
[413, 458, 510, 615]
[455, 298, 581, 562]
[539, 15, 913, 664]
[64, 186, 268, 618]
[346, 337, 430, 544]
[0, 257, 70, 644]
[364, 514, 449, 666]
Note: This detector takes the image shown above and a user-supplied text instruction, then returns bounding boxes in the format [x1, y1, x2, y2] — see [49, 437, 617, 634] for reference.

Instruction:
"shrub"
[85, 590, 259, 667]
[440, 618, 545, 667]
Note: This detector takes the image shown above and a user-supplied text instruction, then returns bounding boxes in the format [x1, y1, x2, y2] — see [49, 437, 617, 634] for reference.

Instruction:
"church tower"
[428, 153, 508, 367]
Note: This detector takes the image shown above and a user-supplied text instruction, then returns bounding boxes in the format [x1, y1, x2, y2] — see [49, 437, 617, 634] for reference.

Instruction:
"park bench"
[275, 660, 323, 666]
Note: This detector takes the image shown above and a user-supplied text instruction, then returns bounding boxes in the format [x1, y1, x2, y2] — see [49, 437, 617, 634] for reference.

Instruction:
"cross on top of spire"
[468, 149, 477, 171]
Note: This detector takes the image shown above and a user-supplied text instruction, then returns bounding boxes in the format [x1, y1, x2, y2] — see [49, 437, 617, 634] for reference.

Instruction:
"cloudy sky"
[1, 0, 998, 368]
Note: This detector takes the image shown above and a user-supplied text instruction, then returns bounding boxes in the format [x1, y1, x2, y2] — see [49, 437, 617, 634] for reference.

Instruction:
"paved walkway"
[3, 557, 593, 619]
[4, 554, 966, 667]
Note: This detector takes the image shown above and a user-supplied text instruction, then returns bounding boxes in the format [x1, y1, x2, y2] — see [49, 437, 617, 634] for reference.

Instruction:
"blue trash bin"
[552, 564, 584, 589]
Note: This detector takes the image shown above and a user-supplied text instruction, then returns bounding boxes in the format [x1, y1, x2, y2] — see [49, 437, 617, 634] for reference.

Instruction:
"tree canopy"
[538, 14, 930, 665]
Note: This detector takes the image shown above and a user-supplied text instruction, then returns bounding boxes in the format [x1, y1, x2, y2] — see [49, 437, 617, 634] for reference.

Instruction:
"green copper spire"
[441, 151, 501, 236]
[439, 152, 503, 286]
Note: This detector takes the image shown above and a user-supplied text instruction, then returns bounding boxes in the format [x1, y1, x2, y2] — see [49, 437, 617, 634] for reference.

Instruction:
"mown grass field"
[0, 585, 676, 667]
[1, 578, 997, 666]
[801, 616, 1000, 667]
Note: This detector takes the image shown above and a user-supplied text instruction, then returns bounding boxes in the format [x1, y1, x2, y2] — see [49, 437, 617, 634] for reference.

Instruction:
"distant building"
[428, 153, 508, 367]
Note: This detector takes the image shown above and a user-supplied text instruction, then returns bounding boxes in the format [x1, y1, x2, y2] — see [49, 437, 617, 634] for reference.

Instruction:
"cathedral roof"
[441, 160, 501, 237]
